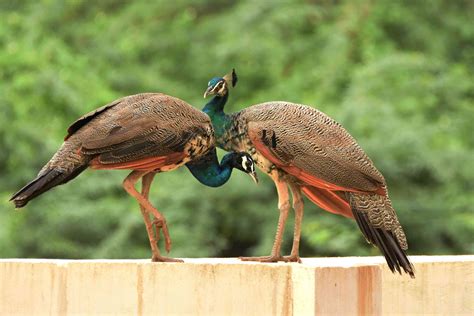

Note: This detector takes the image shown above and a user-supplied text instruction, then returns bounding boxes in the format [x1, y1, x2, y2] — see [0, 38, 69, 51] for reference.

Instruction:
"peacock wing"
[76, 93, 211, 167]
[244, 102, 386, 194]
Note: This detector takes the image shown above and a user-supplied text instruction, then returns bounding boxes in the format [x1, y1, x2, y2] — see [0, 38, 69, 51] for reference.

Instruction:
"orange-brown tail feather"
[302, 186, 353, 218]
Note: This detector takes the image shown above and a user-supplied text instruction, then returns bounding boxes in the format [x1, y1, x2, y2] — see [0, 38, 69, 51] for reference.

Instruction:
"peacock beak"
[204, 86, 213, 98]
[249, 170, 259, 184]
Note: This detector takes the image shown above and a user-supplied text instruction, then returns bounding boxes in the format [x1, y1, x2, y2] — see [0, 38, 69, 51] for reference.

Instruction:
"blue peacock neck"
[202, 93, 232, 141]
[186, 152, 235, 187]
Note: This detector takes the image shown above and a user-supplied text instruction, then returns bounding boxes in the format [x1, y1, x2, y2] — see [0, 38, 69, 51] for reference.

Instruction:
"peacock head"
[203, 69, 238, 98]
[227, 151, 258, 184]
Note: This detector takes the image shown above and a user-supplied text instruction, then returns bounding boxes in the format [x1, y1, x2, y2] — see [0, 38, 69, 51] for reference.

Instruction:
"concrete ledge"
[0, 256, 472, 315]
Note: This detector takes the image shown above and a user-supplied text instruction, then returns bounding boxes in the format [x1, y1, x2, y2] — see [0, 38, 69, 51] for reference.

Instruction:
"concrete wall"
[0, 256, 472, 315]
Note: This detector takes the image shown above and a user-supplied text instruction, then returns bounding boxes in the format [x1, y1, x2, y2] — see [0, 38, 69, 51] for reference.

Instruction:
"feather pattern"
[238, 102, 385, 192]
[59, 93, 214, 170]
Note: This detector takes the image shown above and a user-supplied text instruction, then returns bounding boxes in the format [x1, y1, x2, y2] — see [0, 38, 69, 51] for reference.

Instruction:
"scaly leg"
[140, 173, 182, 262]
[283, 183, 304, 263]
[123, 170, 177, 260]
[240, 170, 291, 262]
[141, 173, 165, 244]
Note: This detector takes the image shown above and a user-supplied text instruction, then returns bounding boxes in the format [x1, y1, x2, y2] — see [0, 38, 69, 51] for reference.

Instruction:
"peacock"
[203, 70, 414, 277]
[11, 92, 258, 262]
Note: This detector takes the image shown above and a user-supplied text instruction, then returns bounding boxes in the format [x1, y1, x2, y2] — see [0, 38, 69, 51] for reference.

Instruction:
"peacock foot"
[282, 255, 302, 263]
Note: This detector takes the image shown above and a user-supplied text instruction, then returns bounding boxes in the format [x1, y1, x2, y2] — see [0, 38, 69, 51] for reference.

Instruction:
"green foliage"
[0, 0, 472, 259]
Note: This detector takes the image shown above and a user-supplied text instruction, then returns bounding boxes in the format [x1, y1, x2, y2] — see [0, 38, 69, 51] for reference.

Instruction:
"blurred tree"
[0, 0, 472, 259]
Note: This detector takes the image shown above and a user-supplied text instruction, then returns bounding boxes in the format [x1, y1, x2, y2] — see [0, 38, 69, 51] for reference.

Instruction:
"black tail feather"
[353, 209, 415, 278]
[10, 165, 87, 208]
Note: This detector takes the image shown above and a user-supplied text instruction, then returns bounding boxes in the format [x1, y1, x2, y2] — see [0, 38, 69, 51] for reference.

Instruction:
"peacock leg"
[123, 170, 181, 262]
[283, 183, 304, 263]
[141, 173, 167, 247]
[240, 170, 290, 262]
[140, 173, 183, 263]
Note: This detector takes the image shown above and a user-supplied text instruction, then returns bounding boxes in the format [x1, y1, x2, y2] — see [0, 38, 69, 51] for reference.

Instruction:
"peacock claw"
[282, 255, 302, 263]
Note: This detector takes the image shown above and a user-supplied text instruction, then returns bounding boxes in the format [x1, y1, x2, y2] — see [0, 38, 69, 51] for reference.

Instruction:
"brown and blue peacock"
[203, 70, 414, 277]
[11, 92, 258, 262]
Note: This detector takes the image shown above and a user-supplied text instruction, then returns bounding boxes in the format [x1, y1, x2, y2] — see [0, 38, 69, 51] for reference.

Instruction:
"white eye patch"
[241, 155, 255, 172]
[241, 155, 248, 170]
